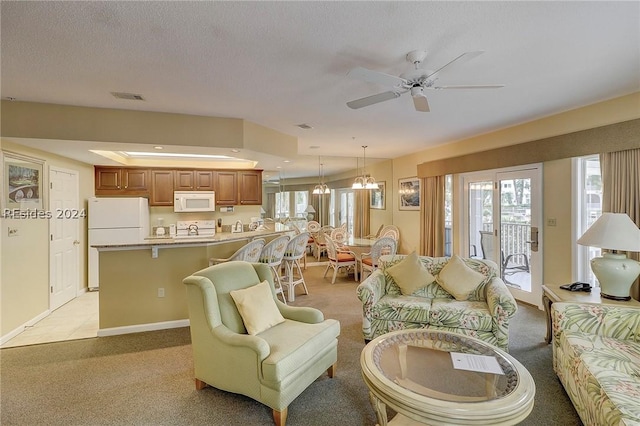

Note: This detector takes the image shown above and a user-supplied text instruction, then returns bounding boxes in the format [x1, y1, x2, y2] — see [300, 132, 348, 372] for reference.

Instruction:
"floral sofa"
[356, 254, 518, 351]
[552, 302, 640, 425]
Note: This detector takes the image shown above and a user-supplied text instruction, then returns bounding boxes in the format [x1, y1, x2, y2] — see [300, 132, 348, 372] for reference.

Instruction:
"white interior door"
[462, 165, 543, 308]
[49, 167, 80, 310]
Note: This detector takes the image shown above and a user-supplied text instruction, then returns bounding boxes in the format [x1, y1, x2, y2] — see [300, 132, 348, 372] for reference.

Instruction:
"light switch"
[547, 218, 557, 227]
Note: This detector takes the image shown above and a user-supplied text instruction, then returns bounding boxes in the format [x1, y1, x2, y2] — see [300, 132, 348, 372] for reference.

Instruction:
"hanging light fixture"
[312, 157, 330, 194]
[352, 145, 378, 190]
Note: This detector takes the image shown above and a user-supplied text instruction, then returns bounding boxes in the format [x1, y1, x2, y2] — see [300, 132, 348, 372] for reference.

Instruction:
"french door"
[462, 165, 542, 307]
[334, 189, 355, 234]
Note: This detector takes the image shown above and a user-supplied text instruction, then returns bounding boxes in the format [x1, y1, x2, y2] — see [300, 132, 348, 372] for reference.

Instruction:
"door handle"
[526, 227, 539, 252]
[73, 240, 80, 245]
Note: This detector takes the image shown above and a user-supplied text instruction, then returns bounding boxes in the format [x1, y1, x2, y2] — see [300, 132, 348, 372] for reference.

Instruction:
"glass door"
[462, 166, 542, 307]
[334, 189, 355, 235]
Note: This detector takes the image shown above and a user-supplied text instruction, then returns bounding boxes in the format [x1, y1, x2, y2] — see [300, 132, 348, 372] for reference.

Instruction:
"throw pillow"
[230, 280, 285, 335]
[436, 255, 486, 301]
[385, 251, 436, 295]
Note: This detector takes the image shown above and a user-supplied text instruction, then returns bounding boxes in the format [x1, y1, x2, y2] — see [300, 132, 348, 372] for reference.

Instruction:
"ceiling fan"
[346, 50, 504, 112]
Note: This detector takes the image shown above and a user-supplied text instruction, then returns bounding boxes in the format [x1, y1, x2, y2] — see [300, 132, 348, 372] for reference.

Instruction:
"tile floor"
[1, 291, 99, 348]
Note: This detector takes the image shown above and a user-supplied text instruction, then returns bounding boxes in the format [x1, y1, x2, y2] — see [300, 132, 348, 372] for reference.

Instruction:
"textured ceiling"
[1, 1, 639, 178]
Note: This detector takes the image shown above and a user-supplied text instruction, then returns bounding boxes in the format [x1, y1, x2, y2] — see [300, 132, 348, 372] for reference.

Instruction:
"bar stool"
[258, 235, 290, 304]
[280, 232, 310, 302]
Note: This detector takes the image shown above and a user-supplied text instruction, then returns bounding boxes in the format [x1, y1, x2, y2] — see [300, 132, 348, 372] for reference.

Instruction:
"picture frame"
[2, 151, 45, 211]
[399, 177, 420, 210]
[370, 181, 385, 210]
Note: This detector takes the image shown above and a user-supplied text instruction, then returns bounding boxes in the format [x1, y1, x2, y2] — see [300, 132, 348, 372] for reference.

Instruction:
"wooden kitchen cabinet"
[238, 170, 262, 205]
[95, 167, 150, 196]
[174, 170, 214, 191]
[150, 170, 174, 206]
[215, 171, 238, 205]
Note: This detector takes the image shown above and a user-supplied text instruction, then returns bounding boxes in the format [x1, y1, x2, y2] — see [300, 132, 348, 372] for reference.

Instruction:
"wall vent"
[111, 92, 145, 101]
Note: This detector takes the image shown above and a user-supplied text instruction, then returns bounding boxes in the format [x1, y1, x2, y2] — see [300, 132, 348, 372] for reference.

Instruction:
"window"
[275, 190, 309, 219]
[444, 174, 453, 256]
[574, 155, 602, 285]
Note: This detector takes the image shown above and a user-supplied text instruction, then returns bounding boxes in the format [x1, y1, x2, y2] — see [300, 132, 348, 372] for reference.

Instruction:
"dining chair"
[280, 232, 310, 302]
[209, 238, 266, 266]
[323, 236, 357, 284]
[379, 225, 400, 241]
[314, 225, 334, 261]
[258, 235, 291, 304]
[358, 237, 398, 282]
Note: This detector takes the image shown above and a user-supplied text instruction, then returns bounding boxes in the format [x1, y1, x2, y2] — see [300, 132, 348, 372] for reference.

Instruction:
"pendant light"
[352, 145, 378, 190]
[312, 157, 330, 195]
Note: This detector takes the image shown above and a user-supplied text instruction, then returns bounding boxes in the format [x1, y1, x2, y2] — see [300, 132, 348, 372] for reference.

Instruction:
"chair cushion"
[386, 251, 436, 295]
[429, 298, 494, 332]
[230, 280, 285, 335]
[336, 252, 355, 261]
[258, 318, 340, 383]
[436, 255, 487, 301]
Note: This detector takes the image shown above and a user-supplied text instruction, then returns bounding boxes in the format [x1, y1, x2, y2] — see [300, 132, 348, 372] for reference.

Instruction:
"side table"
[542, 283, 640, 343]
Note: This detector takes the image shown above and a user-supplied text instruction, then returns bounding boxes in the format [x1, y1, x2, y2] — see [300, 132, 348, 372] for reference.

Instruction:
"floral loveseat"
[356, 253, 518, 351]
[552, 302, 640, 425]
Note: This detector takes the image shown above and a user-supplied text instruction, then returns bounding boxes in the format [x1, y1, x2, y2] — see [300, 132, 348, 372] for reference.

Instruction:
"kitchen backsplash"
[148, 205, 263, 235]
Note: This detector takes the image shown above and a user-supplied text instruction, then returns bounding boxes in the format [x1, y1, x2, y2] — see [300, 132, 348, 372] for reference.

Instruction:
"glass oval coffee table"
[361, 330, 535, 425]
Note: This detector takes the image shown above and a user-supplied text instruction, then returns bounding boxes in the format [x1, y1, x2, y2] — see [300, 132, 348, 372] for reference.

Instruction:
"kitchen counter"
[92, 225, 291, 251]
[94, 224, 294, 336]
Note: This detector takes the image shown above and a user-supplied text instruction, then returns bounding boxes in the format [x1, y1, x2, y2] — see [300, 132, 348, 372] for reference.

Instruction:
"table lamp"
[577, 212, 640, 300]
[304, 205, 316, 221]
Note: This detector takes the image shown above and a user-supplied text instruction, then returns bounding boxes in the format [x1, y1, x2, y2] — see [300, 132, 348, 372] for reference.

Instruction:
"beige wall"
[389, 92, 640, 286]
[1, 140, 94, 336]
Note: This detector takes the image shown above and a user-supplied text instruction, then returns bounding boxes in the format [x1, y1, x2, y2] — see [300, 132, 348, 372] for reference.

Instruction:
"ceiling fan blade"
[425, 50, 485, 79]
[412, 94, 430, 112]
[347, 91, 400, 109]
[434, 84, 505, 89]
[347, 67, 406, 88]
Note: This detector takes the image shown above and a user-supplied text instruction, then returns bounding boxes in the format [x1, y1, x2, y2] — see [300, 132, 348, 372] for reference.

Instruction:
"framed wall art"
[370, 181, 385, 210]
[398, 177, 420, 210]
[2, 151, 45, 210]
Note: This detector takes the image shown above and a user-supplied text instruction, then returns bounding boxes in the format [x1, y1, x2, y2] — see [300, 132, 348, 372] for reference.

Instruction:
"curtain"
[600, 148, 640, 300]
[420, 176, 446, 257]
[311, 193, 330, 226]
[354, 190, 370, 238]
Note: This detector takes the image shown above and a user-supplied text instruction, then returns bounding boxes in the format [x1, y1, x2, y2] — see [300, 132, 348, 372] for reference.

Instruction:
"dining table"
[345, 236, 376, 281]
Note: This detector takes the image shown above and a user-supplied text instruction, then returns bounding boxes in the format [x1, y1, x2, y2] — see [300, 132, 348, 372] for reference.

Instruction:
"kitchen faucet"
[188, 224, 199, 236]
[233, 220, 243, 233]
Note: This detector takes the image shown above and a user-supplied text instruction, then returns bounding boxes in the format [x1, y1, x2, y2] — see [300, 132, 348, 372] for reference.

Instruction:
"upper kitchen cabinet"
[214, 170, 263, 206]
[214, 171, 238, 205]
[238, 170, 262, 205]
[174, 170, 214, 191]
[150, 169, 175, 206]
[95, 167, 150, 196]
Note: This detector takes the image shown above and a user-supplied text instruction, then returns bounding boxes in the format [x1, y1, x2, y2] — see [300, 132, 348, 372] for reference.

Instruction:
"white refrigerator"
[88, 197, 150, 289]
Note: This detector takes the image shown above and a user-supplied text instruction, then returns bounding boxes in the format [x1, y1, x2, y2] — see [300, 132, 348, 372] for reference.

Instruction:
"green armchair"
[183, 261, 340, 426]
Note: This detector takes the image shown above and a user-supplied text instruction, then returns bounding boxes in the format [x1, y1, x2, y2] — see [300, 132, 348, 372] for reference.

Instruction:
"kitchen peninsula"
[93, 224, 291, 336]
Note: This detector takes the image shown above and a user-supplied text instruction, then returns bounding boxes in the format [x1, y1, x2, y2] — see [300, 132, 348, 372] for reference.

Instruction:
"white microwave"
[174, 191, 215, 212]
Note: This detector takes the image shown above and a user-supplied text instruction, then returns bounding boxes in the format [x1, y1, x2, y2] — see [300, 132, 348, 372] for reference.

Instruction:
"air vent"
[296, 123, 313, 129]
[111, 92, 145, 101]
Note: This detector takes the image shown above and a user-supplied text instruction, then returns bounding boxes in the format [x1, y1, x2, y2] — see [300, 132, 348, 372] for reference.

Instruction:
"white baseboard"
[97, 319, 190, 337]
[0, 309, 51, 346]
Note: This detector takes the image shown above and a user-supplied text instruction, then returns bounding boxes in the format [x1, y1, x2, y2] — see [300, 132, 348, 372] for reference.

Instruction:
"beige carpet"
[0, 264, 581, 425]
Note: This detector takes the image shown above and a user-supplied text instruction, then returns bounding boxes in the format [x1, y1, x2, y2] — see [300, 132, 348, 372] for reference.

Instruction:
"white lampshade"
[304, 205, 316, 213]
[577, 212, 640, 301]
[577, 213, 640, 251]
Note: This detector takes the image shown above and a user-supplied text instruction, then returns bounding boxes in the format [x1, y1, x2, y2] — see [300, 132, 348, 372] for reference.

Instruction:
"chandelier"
[352, 145, 378, 190]
[312, 157, 330, 195]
